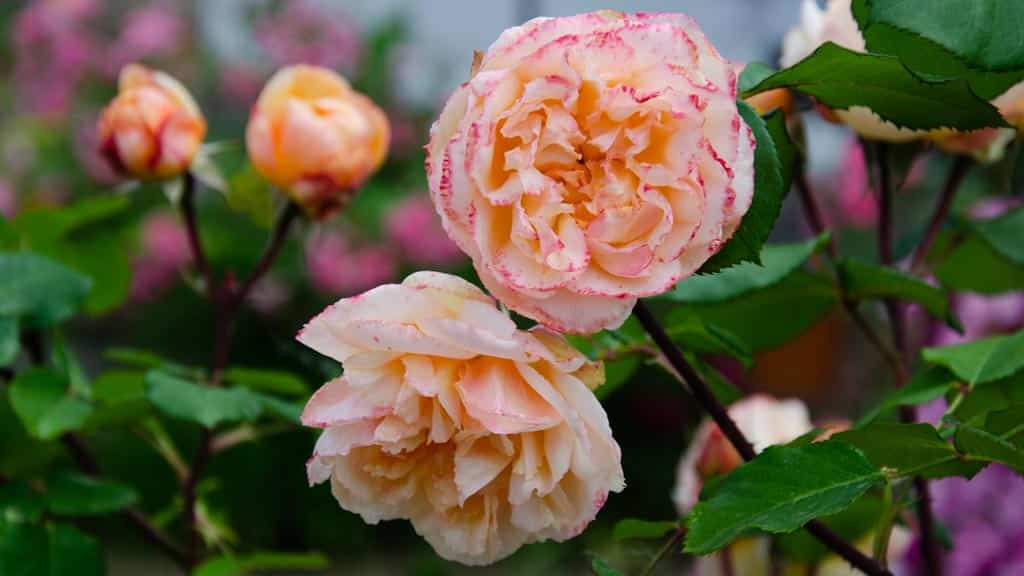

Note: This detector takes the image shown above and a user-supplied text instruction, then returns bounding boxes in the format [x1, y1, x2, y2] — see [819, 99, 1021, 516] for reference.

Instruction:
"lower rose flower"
[298, 271, 624, 565]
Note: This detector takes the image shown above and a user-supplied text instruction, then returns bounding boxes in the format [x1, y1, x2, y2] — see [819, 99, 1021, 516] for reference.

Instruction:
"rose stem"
[633, 302, 893, 576]
[179, 173, 300, 571]
[909, 157, 971, 275]
[874, 143, 942, 576]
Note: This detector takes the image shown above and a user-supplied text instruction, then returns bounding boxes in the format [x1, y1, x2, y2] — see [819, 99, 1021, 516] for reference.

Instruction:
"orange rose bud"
[97, 64, 206, 180]
[245, 65, 389, 219]
[745, 87, 793, 116]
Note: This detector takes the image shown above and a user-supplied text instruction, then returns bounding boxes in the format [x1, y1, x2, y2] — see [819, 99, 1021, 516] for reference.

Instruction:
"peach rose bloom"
[97, 64, 206, 180]
[781, 0, 920, 142]
[246, 65, 389, 219]
[298, 271, 624, 565]
[426, 12, 755, 334]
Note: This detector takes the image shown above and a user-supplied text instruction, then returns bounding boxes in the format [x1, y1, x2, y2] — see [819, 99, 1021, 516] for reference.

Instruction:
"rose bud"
[299, 271, 623, 565]
[97, 64, 206, 180]
[246, 65, 389, 219]
[427, 12, 755, 334]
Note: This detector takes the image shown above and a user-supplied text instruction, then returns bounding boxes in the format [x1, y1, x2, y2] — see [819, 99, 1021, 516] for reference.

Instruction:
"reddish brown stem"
[633, 302, 892, 576]
[909, 158, 971, 275]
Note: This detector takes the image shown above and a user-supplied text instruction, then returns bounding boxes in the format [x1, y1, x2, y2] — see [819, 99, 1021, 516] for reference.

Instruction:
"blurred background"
[2, 1, 1022, 575]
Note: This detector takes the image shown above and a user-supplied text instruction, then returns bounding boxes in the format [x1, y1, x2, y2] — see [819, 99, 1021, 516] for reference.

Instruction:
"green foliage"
[0, 483, 45, 524]
[9, 369, 92, 441]
[857, 367, 957, 425]
[0, 522, 103, 576]
[612, 518, 680, 541]
[746, 42, 1006, 131]
[684, 441, 885, 554]
[221, 367, 310, 397]
[700, 105, 794, 272]
[955, 425, 1024, 474]
[667, 271, 839, 352]
[738, 62, 776, 93]
[0, 317, 17, 367]
[589, 556, 625, 576]
[672, 235, 829, 302]
[935, 236, 1024, 294]
[837, 259, 961, 329]
[145, 371, 264, 429]
[45, 471, 138, 516]
[922, 330, 1024, 387]
[194, 551, 329, 576]
[859, 0, 1024, 71]
[835, 423, 979, 479]
[974, 206, 1024, 265]
[775, 494, 885, 563]
[0, 253, 92, 327]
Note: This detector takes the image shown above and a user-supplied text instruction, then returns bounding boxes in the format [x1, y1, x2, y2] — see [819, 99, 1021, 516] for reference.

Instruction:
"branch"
[641, 527, 686, 576]
[909, 157, 971, 275]
[180, 172, 214, 294]
[233, 201, 301, 304]
[874, 143, 942, 576]
[632, 302, 893, 576]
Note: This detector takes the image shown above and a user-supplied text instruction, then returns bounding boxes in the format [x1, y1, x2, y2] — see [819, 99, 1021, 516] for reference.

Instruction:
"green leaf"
[838, 259, 960, 330]
[664, 318, 752, 365]
[227, 164, 276, 229]
[221, 367, 309, 397]
[739, 62, 776, 94]
[13, 196, 130, 245]
[935, 236, 1024, 294]
[0, 482, 45, 524]
[145, 371, 264, 429]
[834, 423, 978, 479]
[46, 471, 138, 516]
[9, 369, 92, 441]
[590, 556, 625, 576]
[0, 317, 17, 367]
[91, 371, 147, 406]
[594, 356, 639, 401]
[672, 235, 828, 302]
[0, 523, 103, 576]
[862, 0, 1024, 71]
[195, 551, 329, 576]
[667, 271, 839, 352]
[746, 42, 1006, 131]
[699, 104, 792, 272]
[0, 253, 92, 326]
[979, 405, 1024, 446]
[51, 227, 131, 315]
[857, 367, 957, 425]
[257, 395, 303, 424]
[612, 518, 679, 541]
[104, 348, 169, 370]
[684, 441, 885, 554]
[922, 330, 1024, 387]
[974, 206, 1024, 265]
[955, 425, 1024, 473]
[686, 353, 743, 405]
[775, 494, 884, 563]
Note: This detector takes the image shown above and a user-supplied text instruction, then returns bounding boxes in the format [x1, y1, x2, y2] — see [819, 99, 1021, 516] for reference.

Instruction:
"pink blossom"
[104, 3, 186, 76]
[836, 139, 877, 228]
[305, 230, 396, 296]
[932, 292, 1024, 346]
[385, 194, 464, 267]
[12, 0, 100, 119]
[254, 1, 361, 72]
[73, 114, 122, 185]
[218, 64, 265, 107]
[130, 211, 190, 301]
[0, 180, 17, 219]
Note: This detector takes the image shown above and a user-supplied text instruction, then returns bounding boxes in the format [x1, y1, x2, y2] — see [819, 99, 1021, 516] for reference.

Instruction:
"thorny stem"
[874, 143, 942, 576]
[632, 302, 893, 576]
[178, 173, 299, 572]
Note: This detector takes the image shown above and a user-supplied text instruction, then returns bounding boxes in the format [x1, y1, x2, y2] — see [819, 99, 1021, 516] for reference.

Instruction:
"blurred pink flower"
[12, 0, 100, 119]
[104, 3, 187, 76]
[254, 0, 361, 71]
[836, 139, 877, 228]
[386, 111, 418, 155]
[130, 211, 190, 301]
[0, 180, 17, 218]
[248, 275, 291, 315]
[932, 292, 1024, 346]
[385, 194, 464, 267]
[305, 230, 396, 296]
[969, 196, 1022, 220]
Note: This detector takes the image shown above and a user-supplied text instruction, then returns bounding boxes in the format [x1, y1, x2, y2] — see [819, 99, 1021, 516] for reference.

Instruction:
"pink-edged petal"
[456, 358, 562, 434]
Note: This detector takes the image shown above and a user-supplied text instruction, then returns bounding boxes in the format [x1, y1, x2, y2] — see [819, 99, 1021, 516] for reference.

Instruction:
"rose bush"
[427, 11, 755, 333]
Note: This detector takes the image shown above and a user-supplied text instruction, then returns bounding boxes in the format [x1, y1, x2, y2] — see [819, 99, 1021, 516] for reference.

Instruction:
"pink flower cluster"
[253, 0, 361, 72]
[304, 230, 397, 296]
[130, 211, 191, 302]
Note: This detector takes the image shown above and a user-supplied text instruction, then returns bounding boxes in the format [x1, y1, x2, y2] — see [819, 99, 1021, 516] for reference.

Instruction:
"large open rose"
[427, 11, 754, 333]
[298, 271, 624, 565]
